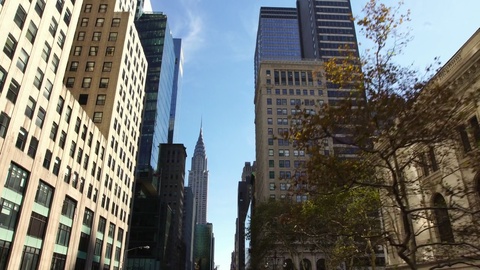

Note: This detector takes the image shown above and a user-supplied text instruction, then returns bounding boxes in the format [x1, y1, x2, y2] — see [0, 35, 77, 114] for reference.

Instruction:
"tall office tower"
[234, 162, 254, 270]
[188, 127, 209, 224]
[0, 0, 146, 269]
[134, 12, 176, 174]
[168, 38, 184, 143]
[254, 7, 301, 85]
[182, 186, 196, 270]
[297, 0, 359, 60]
[194, 223, 215, 270]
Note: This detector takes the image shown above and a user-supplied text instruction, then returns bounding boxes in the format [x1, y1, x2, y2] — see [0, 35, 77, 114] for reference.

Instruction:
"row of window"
[267, 98, 319, 106]
[79, 17, 121, 28]
[71, 45, 116, 57]
[66, 76, 110, 88]
[70, 61, 113, 72]
[76, 30, 118, 42]
[266, 88, 324, 96]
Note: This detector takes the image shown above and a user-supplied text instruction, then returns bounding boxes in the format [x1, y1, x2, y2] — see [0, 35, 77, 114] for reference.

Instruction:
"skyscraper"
[254, 7, 301, 85]
[188, 127, 209, 224]
[0, 0, 146, 269]
[169, 38, 184, 144]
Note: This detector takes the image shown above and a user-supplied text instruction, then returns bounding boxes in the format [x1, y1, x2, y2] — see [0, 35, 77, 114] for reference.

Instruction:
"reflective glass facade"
[135, 13, 176, 172]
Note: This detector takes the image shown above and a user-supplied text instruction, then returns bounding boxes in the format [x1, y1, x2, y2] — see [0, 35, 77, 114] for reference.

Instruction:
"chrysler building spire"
[188, 125, 209, 224]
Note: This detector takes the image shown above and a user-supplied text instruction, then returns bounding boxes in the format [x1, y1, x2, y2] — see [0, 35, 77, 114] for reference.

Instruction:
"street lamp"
[264, 251, 287, 269]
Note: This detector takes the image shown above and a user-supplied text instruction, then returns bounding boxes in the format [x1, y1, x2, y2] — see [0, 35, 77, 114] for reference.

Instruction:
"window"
[14, 5, 27, 29]
[27, 212, 47, 239]
[111, 18, 120, 27]
[0, 66, 6, 91]
[94, 95, 106, 105]
[117, 228, 124, 243]
[99, 78, 109, 88]
[3, 34, 17, 59]
[57, 97, 65, 114]
[70, 61, 79, 71]
[51, 253, 66, 270]
[44, 79, 53, 100]
[458, 125, 471, 153]
[73, 46, 82, 56]
[61, 197, 76, 219]
[49, 17, 58, 36]
[15, 128, 27, 150]
[98, 216, 106, 233]
[82, 77, 92, 88]
[84, 62, 95, 72]
[50, 122, 58, 141]
[89, 46, 98, 56]
[19, 246, 40, 270]
[51, 54, 60, 73]
[66, 77, 75, 88]
[64, 166, 71, 183]
[63, 9, 72, 25]
[102, 62, 112, 72]
[69, 141, 76, 157]
[57, 31, 66, 48]
[5, 163, 29, 194]
[92, 32, 101, 41]
[34, 68, 44, 89]
[65, 106, 72, 123]
[433, 193, 454, 243]
[94, 238, 103, 256]
[27, 136, 39, 158]
[80, 18, 88, 27]
[24, 97, 36, 119]
[42, 150, 52, 169]
[0, 198, 20, 230]
[35, 181, 53, 207]
[35, 0, 46, 17]
[95, 18, 105, 27]
[59, 131, 66, 149]
[26, 22, 38, 43]
[56, 224, 71, 246]
[17, 48, 29, 72]
[0, 112, 11, 138]
[83, 4, 92, 12]
[99, 4, 107, 12]
[41, 42, 51, 61]
[108, 32, 118, 41]
[105, 243, 113, 259]
[78, 233, 90, 252]
[108, 223, 115, 238]
[79, 94, 88, 105]
[93, 112, 103, 123]
[106, 46, 115, 56]
[55, 0, 64, 13]
[83, 208, 93, 227]
[76, 31, 85, 41]
[6, 79, 19, 104]
[52, 157, 61, 176]
[35, 107, 46, 128]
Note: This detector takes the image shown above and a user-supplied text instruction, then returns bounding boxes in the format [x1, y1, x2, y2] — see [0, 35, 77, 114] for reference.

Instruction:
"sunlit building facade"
[0, 0, 146, 269]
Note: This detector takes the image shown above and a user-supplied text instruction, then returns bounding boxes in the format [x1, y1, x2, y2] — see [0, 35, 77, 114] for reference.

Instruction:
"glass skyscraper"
[135, 13, 177, 174]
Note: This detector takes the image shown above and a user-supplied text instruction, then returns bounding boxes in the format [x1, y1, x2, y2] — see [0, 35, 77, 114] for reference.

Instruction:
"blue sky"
[149, 0, 480, 269]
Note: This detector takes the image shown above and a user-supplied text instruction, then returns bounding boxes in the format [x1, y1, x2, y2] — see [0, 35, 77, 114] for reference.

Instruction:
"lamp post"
[264, 251, 287, 270]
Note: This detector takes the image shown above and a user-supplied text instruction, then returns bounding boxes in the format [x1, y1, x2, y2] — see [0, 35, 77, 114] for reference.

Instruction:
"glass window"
[89, 46, 98, 56]
[0, 66, 6, 91]
[102, 62, 112, 72]
[42, 150, 52, 169]
[77, 32, 85, 41]
[15, 128, 27, 150]
[41, 42, 51, 61]
[19, 246, 40, 270]
[27, 212, 47, 239]
[6, 79, 19, 104]
[99, 78, 109, 88]
[57, 97, 64, 114]
[92, 32, 101, 41]
[83, 4, 92, 12]
[51, 54, 60, 73]
[95, 18, 104, 27]
[70, 61, 79, 71]
[55, 0, 64, 13]
[108, 32, 118, 41]
[73, 46, 82, 56]
[93, 112, 103, 123]
[94, 238, 103, 255]
[98, 4, 107, 12]
[35, 107, 46, 128]
[55, 224, 71, 246]
[0, 198, 20, 230]
[35, 181, 53, 207]
[49, 17, 58, 36]
[14, 5, 27, 29]
[52, 157, 61, 176]
[82, 77, 92, 88]
[26, 22, 38, 43]
[85, 61, 95, 72]
[50, 122, 58, 141]
[98, 216, 106, 233]
[96, 94, 106, 105]
[65, 106, 72, 123]
[79, 94, 88, 105]
[27, 136, 39, 158]
[78, 233, 89, 252]
[51, 253, 66, 270]
[0, 112, 11, 138]
[82, 208, 94, 227]
[3, 34, 17, 59]
[59, 131, 67, 149]
[35, 0, 46, 17]
[106, 46, 115, 56]
[111, 18, 120, 27]
[63, 9, 71, 25]
[24, 97, 36, 119]
[16, 48, 29, 72]
[57, 31, 65, 48]
[66, 77, 75, 87]
[44, 79, 53, 100]
[61, 197, 76, 219]
[33, 68, 44, 89]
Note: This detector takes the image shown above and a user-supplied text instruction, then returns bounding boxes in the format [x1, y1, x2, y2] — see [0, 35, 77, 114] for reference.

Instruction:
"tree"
[287, 0, 480, 269]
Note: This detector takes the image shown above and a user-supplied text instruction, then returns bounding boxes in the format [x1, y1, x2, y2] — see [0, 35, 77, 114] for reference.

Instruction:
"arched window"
[316, 259, 326, 270]
[300, 258, 311, 270]
[433, 193, 454, 242]
[284, 259, 294, 270]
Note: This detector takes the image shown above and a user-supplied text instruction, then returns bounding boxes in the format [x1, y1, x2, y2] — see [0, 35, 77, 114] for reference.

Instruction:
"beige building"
[0, 0, 145, 269]
[381, 29, 480, 269]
